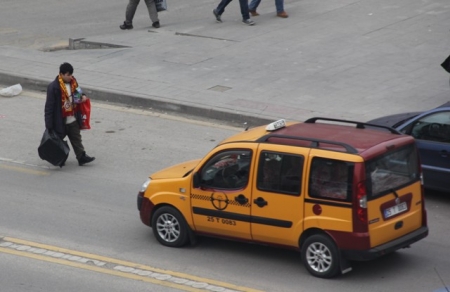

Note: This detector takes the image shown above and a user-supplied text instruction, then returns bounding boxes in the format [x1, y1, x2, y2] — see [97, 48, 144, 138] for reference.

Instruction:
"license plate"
[384, 202, 407, 218]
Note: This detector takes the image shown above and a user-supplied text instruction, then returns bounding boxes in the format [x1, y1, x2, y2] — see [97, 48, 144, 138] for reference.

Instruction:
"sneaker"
[78, 153, 95, 166]
[249, 10, 259, 16]
[152, 21, 160, 28]
[120, 21, 133, 30]
[242, 19, 255, 26]
[213, 9, 222, 23]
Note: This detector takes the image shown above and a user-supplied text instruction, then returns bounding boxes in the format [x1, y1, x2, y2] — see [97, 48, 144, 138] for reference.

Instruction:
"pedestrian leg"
[249, 0, 261, 15]
[275, 0, 288, 17]
[144, 0, 159, 23]
[216, 0, 233, 15]
[65, 121, 85, 160]
[239, 0, 251, 20]
[125, 0, 141, 24]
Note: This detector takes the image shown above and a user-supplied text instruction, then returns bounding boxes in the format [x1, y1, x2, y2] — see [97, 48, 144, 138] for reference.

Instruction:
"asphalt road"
[0, 91, 449, 292]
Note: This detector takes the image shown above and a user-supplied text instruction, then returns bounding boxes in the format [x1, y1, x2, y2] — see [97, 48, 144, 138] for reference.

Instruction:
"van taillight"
[357, 182, 367, 222]
[353, 181, 368, 232]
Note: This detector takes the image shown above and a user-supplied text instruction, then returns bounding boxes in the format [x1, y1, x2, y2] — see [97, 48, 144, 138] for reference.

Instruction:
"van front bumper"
[137, 193, 154, 227]
[341, 226, 429, 261]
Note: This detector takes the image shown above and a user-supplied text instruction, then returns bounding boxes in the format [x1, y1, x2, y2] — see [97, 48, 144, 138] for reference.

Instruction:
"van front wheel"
[301, 234, 340, 278]
[152, 206, 189, 247]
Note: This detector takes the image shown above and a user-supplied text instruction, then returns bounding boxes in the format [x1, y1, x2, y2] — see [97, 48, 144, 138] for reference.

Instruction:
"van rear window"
[366, 144, 419, 198]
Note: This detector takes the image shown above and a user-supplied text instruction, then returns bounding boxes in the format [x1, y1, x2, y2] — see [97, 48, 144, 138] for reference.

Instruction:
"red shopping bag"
[78, 98, 91, 130]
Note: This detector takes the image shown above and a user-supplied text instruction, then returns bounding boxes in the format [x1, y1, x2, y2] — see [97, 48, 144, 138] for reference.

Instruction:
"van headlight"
[140, 178, 151, 193]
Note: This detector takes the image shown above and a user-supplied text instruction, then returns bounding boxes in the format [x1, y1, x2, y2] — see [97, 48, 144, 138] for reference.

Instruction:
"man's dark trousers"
[216, 0, 251, 20]
[65, 121, 85, 159]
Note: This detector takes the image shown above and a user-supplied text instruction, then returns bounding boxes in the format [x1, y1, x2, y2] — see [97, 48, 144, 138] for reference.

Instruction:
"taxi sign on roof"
[266, 119, 286, 131]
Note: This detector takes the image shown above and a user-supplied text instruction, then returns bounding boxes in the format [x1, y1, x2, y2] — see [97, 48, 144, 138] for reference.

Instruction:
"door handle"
[253, 197, 268, 208]
[235, 194, 248, 205]
[440, 150, 448, 158]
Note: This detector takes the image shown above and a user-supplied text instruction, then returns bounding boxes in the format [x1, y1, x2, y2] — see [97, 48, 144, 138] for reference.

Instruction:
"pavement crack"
[434, 267, 450, 292]
[175, 32, 238, 42]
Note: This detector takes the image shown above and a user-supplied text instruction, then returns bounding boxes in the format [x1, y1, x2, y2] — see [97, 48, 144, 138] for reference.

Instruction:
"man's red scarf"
[58, 74, 79, 117]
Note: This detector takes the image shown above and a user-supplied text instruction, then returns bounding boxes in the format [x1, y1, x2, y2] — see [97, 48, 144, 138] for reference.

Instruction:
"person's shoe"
[213, 9, 222, 23]
[277, 11, 289, 18]
[249, 10, 259, 16]
[78, 153, 95, 166]
[242, 19, 255, 26]
[120, 21, 133, 30]
[152, 21, 160, 28]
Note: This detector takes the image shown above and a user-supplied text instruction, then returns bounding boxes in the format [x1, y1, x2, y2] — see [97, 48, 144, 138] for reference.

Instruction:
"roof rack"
[304, 117, 402, 134]
[256, 134, 358, 154]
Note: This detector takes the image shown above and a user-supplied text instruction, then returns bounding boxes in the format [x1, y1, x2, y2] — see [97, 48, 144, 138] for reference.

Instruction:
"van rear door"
[365, 143, 424, 248]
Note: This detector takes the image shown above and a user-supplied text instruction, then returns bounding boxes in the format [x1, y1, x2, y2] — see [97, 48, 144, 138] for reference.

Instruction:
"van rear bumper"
[341, 226, 428, 261]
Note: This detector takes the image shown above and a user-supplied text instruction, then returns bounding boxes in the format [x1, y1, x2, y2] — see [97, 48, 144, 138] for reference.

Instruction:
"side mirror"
[193, 172, 200, 188]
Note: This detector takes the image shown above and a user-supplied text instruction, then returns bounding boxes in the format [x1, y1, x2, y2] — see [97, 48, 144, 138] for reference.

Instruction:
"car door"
[190, 143, 256, 240]
[399, 110, 450, 191]
[250, 145, 308, 247]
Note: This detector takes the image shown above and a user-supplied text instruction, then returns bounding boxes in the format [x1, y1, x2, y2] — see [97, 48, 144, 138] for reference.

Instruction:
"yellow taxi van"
[137, 118, 428, 278]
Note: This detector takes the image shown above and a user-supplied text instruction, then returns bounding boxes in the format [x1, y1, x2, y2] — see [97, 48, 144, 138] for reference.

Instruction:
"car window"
[308, 158, 353, 202]
[409, 111, 450, 143]
[366, 144, 419, 198]
[257, 152, 303, 195]
[200, 150, 252, 189]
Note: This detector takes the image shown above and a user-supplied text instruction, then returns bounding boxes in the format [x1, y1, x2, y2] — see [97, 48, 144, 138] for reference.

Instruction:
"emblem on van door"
[210, 192, 229, 210]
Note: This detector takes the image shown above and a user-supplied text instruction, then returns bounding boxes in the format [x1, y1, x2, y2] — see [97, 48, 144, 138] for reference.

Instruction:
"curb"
[0, 72, 274, 128]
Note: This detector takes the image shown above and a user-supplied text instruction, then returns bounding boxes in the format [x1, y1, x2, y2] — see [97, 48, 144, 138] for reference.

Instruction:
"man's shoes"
[277, 11, 289, 18]
[249, 10, 259, 16]
[213, 9, 222, 23]
[78, 153, 95, 166]
[120, 22, 133, 30]
[242, 19, 255, 26]
[152, 21, 160, 28]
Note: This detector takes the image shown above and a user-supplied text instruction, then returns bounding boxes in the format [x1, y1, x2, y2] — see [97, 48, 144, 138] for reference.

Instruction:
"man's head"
[59, 62, 74, 83]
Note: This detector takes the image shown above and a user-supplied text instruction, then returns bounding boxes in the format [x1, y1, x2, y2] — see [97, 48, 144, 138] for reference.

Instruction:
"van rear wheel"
[301, 234, 340, 278]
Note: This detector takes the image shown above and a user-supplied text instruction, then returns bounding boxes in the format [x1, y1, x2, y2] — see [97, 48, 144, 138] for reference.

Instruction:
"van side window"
[200, 150, 252, 189]
[309, 158, 353, 201]
[257, 152, 303, 195]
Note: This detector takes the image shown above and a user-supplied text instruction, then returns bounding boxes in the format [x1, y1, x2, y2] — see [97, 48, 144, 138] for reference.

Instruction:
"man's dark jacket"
[44, 76, 81, 138]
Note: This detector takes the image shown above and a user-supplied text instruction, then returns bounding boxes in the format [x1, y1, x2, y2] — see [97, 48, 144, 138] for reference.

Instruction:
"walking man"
[213, 0, 255, 25]
[120, 0, 160, 30]
[45, 62, 95, 166]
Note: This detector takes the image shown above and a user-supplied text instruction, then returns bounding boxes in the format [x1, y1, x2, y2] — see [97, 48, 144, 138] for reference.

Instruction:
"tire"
[301, 234, 341, 278]
[151, 206, 189, 247]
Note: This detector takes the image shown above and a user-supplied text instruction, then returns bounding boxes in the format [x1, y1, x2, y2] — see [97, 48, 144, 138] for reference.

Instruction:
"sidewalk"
[1, 0, 450, 127]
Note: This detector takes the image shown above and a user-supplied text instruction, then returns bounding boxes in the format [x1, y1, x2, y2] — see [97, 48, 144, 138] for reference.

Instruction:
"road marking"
[0, 237, 263, 292]
[0, 162, 50, 175]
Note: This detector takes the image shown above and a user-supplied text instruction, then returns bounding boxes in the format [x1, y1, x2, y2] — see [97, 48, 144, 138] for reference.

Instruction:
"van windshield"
[366, 144, 420, 198]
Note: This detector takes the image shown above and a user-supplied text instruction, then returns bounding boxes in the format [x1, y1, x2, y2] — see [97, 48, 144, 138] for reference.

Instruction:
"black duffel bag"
[38, 129, 69, 167]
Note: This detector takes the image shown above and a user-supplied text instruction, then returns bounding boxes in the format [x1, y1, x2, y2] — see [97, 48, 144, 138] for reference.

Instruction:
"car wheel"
[151, 206, 189, 247]
[301, 234, 340, 278]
